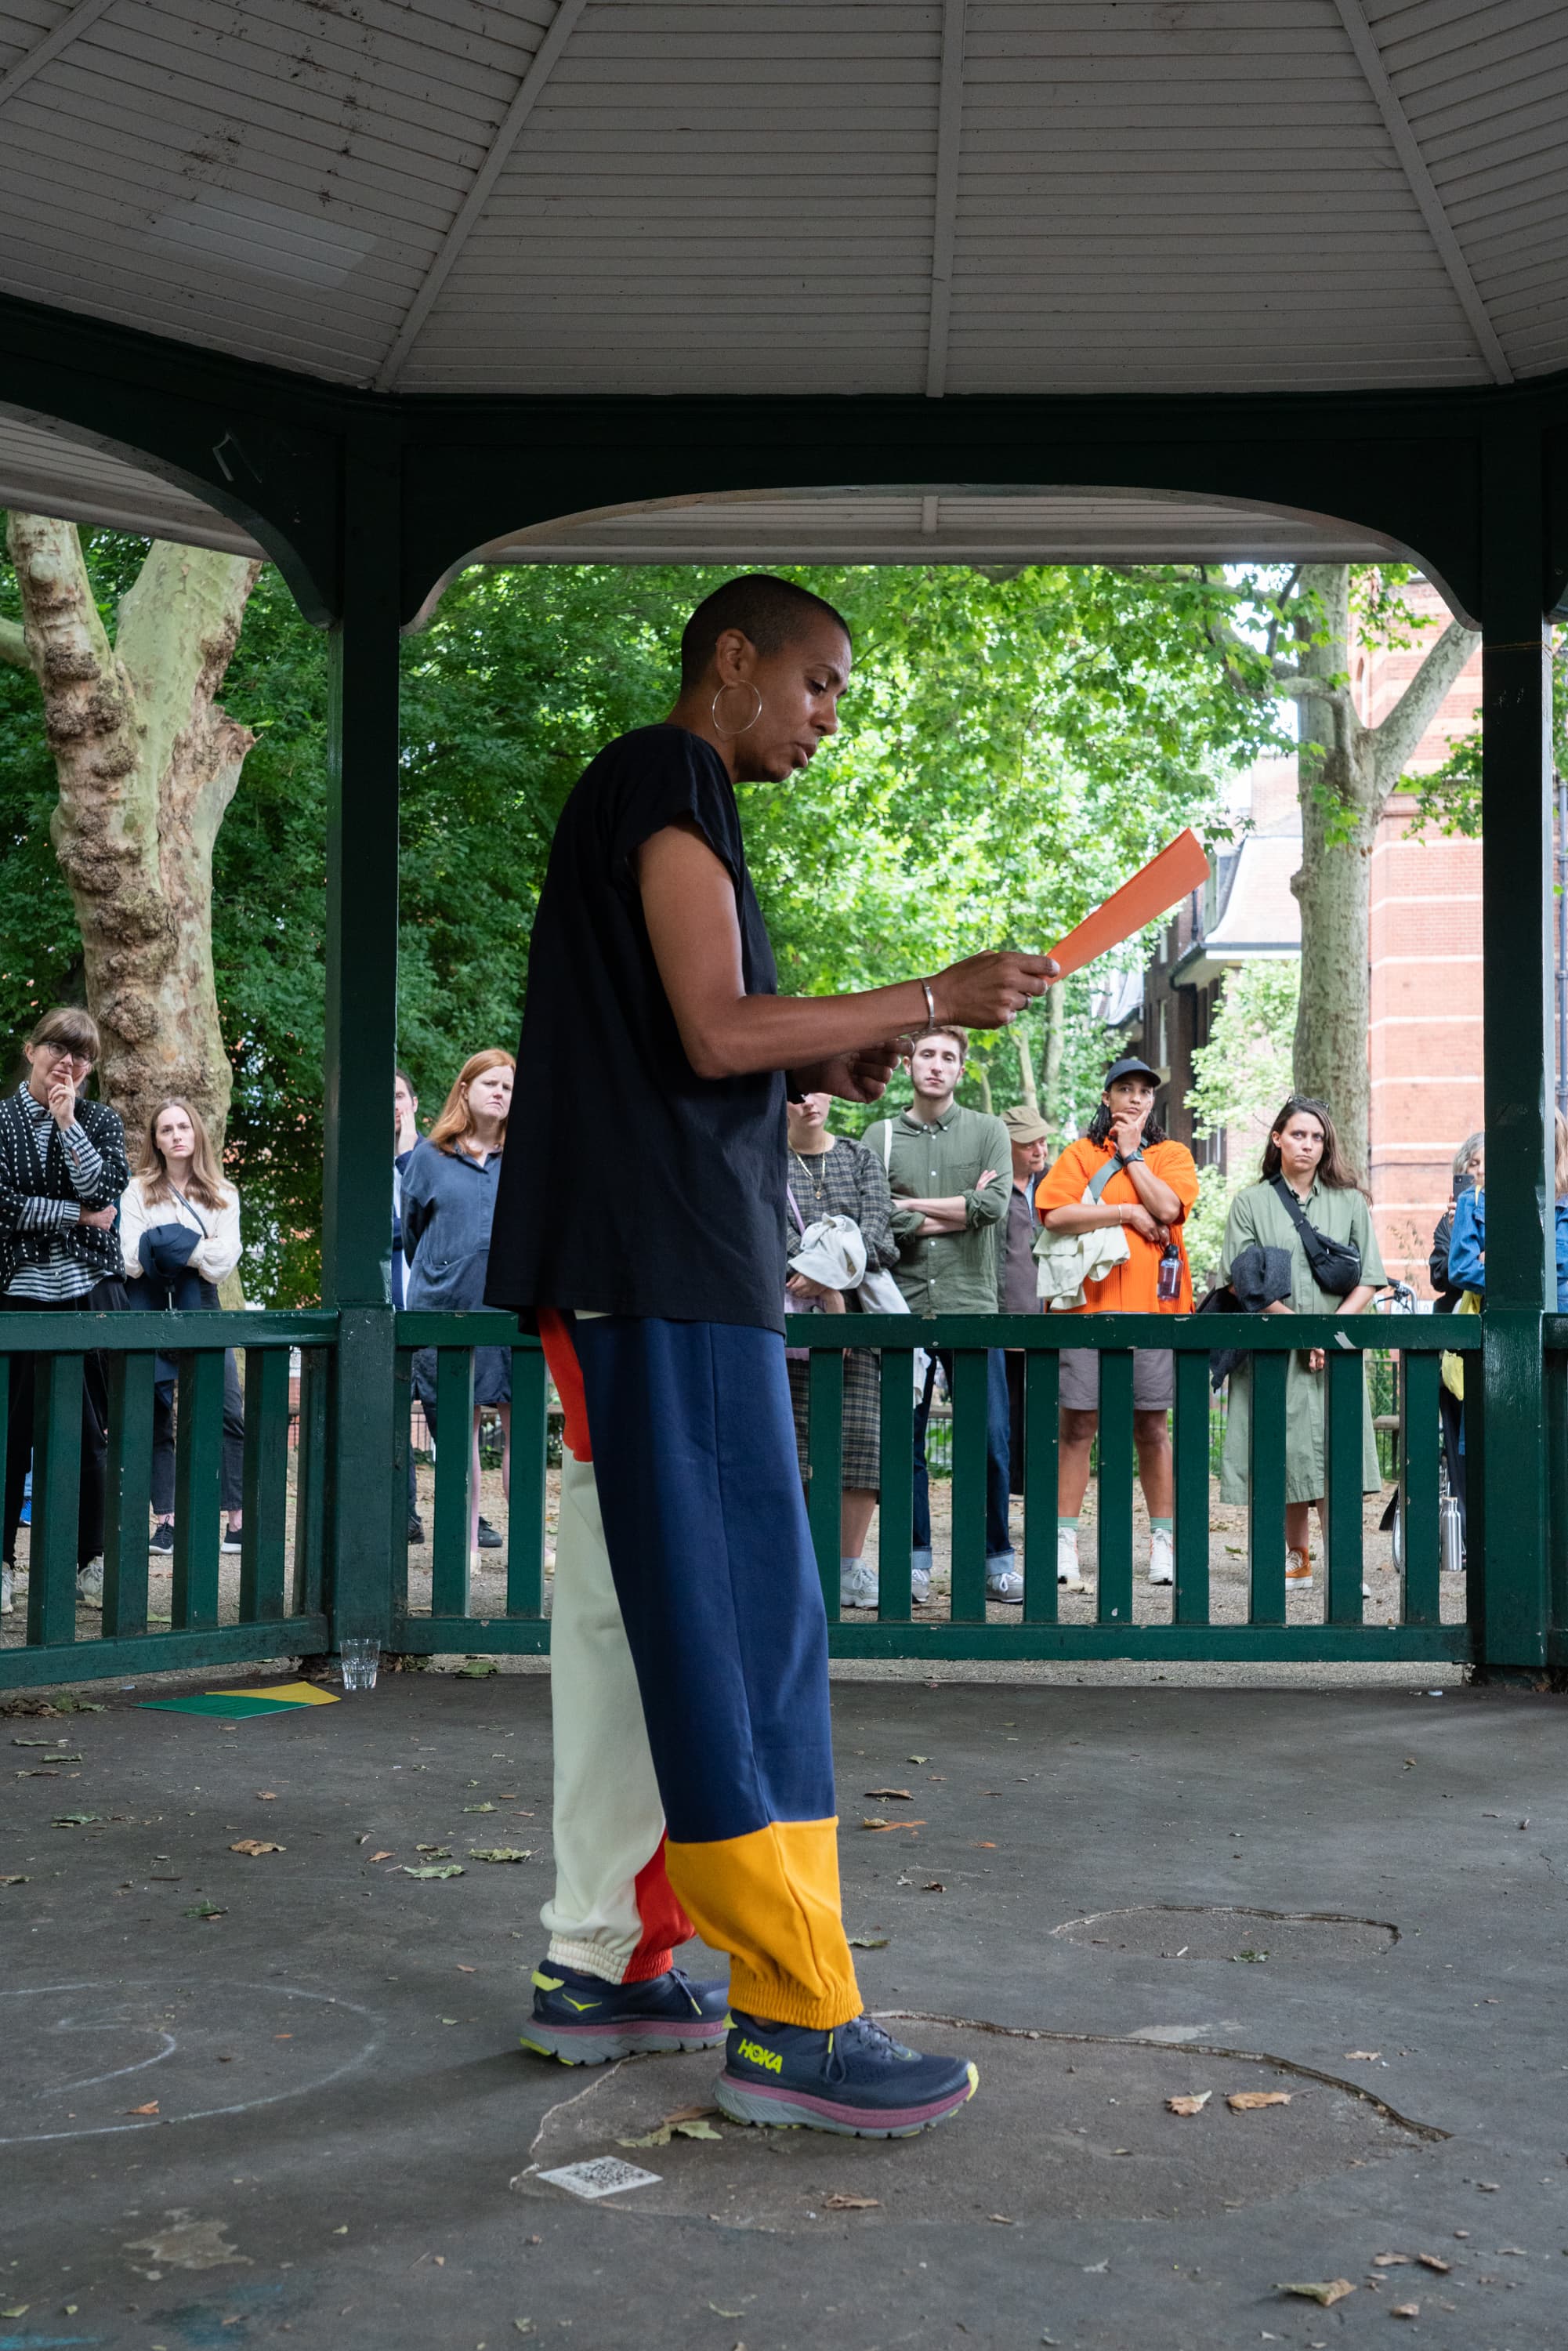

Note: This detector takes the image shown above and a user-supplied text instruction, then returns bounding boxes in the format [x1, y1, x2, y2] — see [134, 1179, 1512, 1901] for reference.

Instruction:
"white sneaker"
[839, 1558, 879, 1610]
[986, 1567, 1023, 1604]
[1, 1564, 11, 1615]
[910, 1549, 932, 1606]
[1057, 1527, 1086, 1592]
[76, 1558, 104, 1607]
[1148, 1528, 1174, 1585]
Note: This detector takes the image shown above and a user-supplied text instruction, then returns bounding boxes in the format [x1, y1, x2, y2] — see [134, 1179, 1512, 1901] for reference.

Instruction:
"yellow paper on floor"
[210, 1679, 340, 1707]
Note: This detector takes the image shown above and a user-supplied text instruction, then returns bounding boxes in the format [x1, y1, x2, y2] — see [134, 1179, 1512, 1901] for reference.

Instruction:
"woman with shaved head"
[488, 574, 1054, 2136]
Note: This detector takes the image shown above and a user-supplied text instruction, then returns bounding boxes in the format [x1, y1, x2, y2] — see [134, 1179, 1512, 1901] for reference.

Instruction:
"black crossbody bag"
[1269, 1176, 1362, 1297]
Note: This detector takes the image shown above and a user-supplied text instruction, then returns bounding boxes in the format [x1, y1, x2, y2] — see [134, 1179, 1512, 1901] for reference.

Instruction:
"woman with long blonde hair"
[401, 1050, 516, 1559]
[121, 1097, 245, 1556]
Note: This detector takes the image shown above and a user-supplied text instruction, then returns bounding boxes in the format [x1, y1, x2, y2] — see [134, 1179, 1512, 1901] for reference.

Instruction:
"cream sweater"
[120, 1177, 242, 1288]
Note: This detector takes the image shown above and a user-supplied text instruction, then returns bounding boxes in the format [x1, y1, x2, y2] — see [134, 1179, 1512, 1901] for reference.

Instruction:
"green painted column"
[1473, 421, 1554, 1673]
[321, 428, 402, 1650]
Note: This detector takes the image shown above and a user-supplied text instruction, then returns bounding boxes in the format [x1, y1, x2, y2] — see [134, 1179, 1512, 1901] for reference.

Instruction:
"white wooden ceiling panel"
[0, 0, 1560, 401]
[0, 412, 263, 552]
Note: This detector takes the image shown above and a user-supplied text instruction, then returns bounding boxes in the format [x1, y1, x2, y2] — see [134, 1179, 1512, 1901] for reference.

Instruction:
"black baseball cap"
[1103, 1054, 1161, 1088]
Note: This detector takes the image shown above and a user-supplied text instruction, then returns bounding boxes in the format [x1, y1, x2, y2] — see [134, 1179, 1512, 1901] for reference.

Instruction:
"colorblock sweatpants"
[537, 1310, 861, 2030]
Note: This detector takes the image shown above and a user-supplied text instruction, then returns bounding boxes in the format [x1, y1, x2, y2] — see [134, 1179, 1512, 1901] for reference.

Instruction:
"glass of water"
[339, 1636, 380, 1694]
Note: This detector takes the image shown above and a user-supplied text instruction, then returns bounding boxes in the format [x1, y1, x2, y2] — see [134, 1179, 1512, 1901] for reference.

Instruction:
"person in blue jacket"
[1447, 1110, 1568, 1307]
[400, 1049, 513, 1559]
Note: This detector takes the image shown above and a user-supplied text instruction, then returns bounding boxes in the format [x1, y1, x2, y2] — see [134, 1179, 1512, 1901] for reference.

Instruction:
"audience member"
[1039, 1056, 1198, 1590]
[865, 1030, 1017, 1603]
[1218, 1095, 1384, 1586]
[998, 1104, 1049, 1494]
[782, 1089, 900, 1610]
[402, 1049, 514, 1559]
[1430, 1129, 1482, 1545]
[393, 1068, 423, 1543]
[0, 1007, 129, 1614]
[121, 1098, 245, 1556]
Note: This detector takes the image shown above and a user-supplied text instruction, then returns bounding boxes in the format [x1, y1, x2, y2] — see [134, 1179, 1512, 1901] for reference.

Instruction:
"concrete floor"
[2, 1671, 1565, 2350]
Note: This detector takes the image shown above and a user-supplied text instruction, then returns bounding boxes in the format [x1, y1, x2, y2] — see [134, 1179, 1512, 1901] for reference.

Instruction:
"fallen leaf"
[973, 1841, 997, 1849]
[469, 1848, 532, 1864]
[1391, 2304, 1419, 2320]
[1477, 2181, 1500, 2191]
[368, 1850, 394, 1863]
[228, 1841, 284, 1857]
[1227, 2091, 1291, 2111]
[415, 1844, 452, 1857]
[52, 1812, 103, 1826]
[0, 1875, 30, 1886]
[454, 1658, 499, 1676]
[184, 1901, 226, 1920]
[1344, 2050, 1382, 2061]
[1372, 2254, 1412, 2267]
[1417, 2255, 1451, 2273]
[864, 1788, 912, 1800]
[455, 1964, 476, 1972]
[922, 1881, 945, 1892]
[708, 2309, 747, 2321]
[463, 1802, 498, 1813]
[0, 2306, 29, 2318]
[987, 2213, 1016, 2224]
[847, 1934, 889, 1949]
[819, 2191, 881, 2211]
[255, 1791, 277, 1800]
[907, 1755, 929, 1763]
[1165, 2092, 1211, 2116]
[126, 2101, 159, 2115]
[401, 1864, 464, 1879]
[619, 2116, 722, 2147]
[1275, 2281, 1355, 2306]
[860, 1817, 889, 1829]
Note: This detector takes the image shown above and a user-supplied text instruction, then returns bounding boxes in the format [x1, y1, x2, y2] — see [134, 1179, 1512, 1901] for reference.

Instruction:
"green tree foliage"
[1183, 960, 1302, 1281]
[2, 542, 1288, 1300]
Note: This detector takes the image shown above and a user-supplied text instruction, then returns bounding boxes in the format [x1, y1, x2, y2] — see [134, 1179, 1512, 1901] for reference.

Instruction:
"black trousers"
[2, 1277, 127, 1570]
[151, 1349, 246, 1518]
[1439, 1382, 1467, 1545]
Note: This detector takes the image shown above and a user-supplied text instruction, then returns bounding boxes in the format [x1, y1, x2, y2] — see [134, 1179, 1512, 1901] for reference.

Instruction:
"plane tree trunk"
[0, 513, 262, 1162]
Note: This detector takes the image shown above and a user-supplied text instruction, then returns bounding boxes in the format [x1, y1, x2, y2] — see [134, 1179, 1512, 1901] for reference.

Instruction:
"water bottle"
[1157, 1244, 1182, 1302]
[1439, 1494, 1465, 1575]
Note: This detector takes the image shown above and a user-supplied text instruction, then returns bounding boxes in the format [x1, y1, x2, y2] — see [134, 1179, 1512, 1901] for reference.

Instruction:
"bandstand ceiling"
[0, 2, 1559, 589]
[0, 0, 1558, 403]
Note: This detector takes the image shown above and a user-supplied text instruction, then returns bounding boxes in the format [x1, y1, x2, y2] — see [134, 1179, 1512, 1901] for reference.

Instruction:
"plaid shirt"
[0, 1085, 129, 1300]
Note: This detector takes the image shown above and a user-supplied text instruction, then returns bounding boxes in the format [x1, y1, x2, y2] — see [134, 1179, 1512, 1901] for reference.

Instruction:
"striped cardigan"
[0, 1087, 130, 1299]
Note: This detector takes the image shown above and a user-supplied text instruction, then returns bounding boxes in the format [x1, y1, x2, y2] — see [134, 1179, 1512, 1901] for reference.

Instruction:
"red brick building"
[1116, 581, 1484, 1291]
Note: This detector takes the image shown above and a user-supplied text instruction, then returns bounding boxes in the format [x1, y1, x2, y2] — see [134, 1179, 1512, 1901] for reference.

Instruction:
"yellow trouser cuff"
[665, 1817, 860, 2027]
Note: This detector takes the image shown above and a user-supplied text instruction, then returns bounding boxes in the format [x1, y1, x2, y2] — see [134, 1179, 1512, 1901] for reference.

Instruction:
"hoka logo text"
[737, 2038, 783, 2074]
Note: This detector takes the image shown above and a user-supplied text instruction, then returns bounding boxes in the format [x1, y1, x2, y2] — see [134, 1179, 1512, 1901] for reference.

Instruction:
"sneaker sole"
[712, 2059, 978, 2139]
[518, 2018, 726, 2066]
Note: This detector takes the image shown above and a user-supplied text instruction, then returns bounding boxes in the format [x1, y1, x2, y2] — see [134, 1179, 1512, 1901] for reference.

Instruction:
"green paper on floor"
[140, 1692, 307, 1717]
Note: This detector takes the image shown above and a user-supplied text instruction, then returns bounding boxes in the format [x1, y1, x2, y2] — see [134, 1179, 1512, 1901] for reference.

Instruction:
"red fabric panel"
[624, 1837, 695, 1983]
[537, 1307, 592, 1462]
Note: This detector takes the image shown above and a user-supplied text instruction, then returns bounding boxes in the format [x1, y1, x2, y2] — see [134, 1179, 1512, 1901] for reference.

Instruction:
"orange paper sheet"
[1047, 828, 1211, 980]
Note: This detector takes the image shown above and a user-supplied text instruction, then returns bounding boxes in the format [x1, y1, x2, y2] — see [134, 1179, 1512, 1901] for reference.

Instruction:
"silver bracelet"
[921, 978, 937, 1028]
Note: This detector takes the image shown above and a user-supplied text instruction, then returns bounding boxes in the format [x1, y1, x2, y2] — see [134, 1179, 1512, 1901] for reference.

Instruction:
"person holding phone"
[0, 1006, 129, 1613]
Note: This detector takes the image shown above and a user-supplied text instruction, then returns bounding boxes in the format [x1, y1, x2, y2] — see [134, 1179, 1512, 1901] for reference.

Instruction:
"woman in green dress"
[1219, 1096, 1386, 1586]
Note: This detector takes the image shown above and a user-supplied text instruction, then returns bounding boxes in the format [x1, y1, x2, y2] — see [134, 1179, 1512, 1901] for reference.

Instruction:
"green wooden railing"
[0, 1303, 1520, 1686]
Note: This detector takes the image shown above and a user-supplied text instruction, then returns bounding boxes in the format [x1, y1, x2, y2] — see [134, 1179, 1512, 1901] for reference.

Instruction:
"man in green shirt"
[865, 1030, 1018, 1603]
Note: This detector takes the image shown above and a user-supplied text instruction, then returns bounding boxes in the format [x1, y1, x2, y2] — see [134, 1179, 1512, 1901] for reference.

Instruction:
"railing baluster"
[103, 1350, 155, 1638]
[807, 1345, 845, 1622]
[1248, 1349, 1289, 1624]
[1022, 1347, 1059, 1625]
[1172, 1347, 1211, 1625]
[1095, 1348, 1135, 1626]
[172, 1349, 224, 1630]
[507, 1344, 547, 1617]
[1400, 1348, 1441, 1626]
[430, 1346, 474, 1616]
[292, 1347, 329, 1618]
[877, 1343, 913, 1623]
[29, 1352, 82, 1649]
[392, 1346, 415, 1617]
[240, 1349, 289, 1622]
[950, 1348, 989, 1623]
[1548, 1348, 1568, 1638]
[1324, 1346, 1366, 1625]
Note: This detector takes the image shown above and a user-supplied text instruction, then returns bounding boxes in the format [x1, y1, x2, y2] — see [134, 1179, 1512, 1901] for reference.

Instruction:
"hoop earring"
[711, 681, 762, 738]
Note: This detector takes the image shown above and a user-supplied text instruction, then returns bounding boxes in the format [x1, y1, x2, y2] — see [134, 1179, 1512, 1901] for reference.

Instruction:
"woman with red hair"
[400, 1049, 515, 1559]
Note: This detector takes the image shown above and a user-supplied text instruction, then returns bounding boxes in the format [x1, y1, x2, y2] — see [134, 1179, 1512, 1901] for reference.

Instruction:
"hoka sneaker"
[518, 1962, 729, 2065]
[1147, 1528, 1174, 1585]
[715, 2010, 978, 2138]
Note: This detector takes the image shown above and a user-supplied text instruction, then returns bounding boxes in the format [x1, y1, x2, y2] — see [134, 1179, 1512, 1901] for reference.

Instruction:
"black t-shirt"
[485, 724, 788, 1332]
